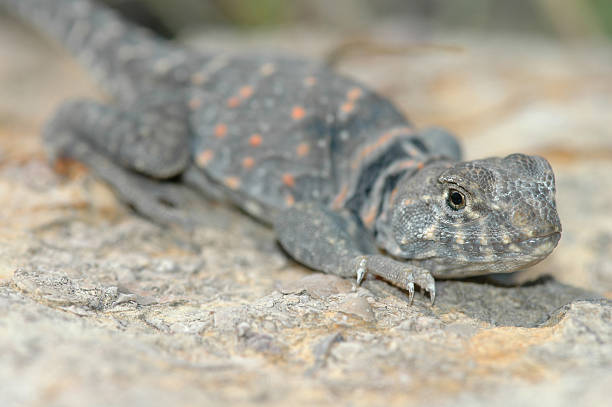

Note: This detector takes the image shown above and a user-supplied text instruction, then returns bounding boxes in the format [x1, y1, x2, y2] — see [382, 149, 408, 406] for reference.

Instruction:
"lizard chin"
[415, 231, 562, 278]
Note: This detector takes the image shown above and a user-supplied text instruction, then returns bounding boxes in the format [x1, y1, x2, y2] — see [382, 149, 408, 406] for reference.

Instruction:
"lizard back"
[2, 0, 438, 225]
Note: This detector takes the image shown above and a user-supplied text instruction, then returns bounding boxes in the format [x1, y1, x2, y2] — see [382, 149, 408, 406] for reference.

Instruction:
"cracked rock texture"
[1, 13, 611, 407]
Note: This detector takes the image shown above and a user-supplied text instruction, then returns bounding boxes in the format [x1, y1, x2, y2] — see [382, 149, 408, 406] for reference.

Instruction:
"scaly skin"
[2, 0, 562, 303]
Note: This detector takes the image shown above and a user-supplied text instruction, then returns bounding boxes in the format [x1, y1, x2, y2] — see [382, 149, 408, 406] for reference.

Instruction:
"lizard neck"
[366, 156, 453, 231]
[371, 158, 455, 258]
[337, 125, 453, 230]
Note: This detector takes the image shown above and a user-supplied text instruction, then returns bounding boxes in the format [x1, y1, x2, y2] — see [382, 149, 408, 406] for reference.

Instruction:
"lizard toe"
[356, 258, 367, 285]
[406, 282, 415, 304]
[413, 268, 436, 304]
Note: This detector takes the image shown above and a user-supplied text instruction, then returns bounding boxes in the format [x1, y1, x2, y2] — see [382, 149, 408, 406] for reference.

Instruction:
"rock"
[434, 278, 602, 327]
[12, 267, 122, 311]
[335, 295, 375, 322]
[280, 273, 355, 299]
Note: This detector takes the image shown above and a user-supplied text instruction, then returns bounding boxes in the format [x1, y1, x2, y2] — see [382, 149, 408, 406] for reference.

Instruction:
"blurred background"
[102, 0, 612, 40]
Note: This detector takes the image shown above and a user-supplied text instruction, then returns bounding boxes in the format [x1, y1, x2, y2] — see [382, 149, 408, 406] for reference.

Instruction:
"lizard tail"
[1, 0, 177, 96]
[1, 0, 137, 49]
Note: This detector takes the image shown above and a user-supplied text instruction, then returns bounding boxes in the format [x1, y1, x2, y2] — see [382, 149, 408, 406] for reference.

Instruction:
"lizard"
[2, 0, 562, 303]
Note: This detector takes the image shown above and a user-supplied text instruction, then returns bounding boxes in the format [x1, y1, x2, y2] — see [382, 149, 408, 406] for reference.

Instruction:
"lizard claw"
[350, 256, 436, 305]
[407, 282, 415, 305]
[356, 258, 367, 285]
[413, 268, 436, 305]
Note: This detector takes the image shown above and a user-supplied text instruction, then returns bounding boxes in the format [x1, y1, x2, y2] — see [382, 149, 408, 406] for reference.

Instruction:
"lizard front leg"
[275, 202, 435, 303]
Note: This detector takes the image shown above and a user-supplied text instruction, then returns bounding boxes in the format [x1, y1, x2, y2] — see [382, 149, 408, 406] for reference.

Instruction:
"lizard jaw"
[418, 231, 561, 278]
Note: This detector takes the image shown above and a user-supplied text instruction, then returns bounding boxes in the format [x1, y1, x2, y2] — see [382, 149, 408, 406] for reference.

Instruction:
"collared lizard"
[2, 0, 562, 303]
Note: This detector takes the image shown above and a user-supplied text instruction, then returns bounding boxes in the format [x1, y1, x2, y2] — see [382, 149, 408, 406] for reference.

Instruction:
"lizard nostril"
[511, 207, 535, 228]
[521, 207, 561, 237]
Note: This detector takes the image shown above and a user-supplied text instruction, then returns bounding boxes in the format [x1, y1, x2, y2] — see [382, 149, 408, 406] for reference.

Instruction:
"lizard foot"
[413, 268, 436, 305]
[64, 138, 206, 228]
[353, 255, 435, 305]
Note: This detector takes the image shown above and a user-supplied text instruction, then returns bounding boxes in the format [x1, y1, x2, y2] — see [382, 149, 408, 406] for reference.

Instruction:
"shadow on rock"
[433, 277, 604, 327]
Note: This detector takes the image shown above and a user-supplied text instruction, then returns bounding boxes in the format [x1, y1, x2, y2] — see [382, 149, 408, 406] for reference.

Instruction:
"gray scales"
[2, 0, 562, 303]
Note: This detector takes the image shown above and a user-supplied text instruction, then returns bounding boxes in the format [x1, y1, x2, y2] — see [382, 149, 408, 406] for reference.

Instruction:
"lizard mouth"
[517, 231, 561, 249]
[490, 231, 561, 270]
[428, 231, 561, 278]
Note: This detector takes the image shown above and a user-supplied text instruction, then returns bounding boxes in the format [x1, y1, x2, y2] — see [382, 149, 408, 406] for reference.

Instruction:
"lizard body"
[2, 0, 562, 302]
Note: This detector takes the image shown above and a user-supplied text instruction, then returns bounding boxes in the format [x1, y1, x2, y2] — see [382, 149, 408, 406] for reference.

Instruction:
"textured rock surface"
[0, 14, 611, 407]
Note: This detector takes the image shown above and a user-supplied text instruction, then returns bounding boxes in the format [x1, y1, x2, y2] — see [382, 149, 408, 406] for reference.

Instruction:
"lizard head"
[375, 153, 561, 278]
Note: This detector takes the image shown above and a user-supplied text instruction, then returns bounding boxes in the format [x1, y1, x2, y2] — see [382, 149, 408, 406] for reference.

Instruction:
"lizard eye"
[447, 189, 466, 210]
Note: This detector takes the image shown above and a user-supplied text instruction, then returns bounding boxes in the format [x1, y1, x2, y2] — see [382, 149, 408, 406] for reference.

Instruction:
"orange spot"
[291, 106, 306, 121]
[296, 142, 310, 157]
[331, 185, 349, 209]
[260, 63, 276, 76]
[362, 206, 378, 227]
[341, 102, 354, 113]
[196, 149, 214, 167]
[227, 96, 240, 108]
[285, 194, 295, 207]
[389, 187, 399, 205]
[304, 76, 317, 86]
[214, 123, 227, 138]
[242, 157, 255, 169]
[249, 134, 263, 147]
[239, 86, 254, 99]
[403, 199, 414, 206]
[417, 162, 425, 169]
[282, 173, 295, 187]
[189, 96, 202, 110]
[224, 177, 241, 189]
[347, 87, 363, 101]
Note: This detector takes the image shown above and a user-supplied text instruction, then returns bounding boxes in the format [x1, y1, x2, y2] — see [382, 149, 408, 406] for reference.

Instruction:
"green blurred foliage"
[212, 0, 290, 26]
[103, 0, 612, 40]
[589, 0, 612, 36]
